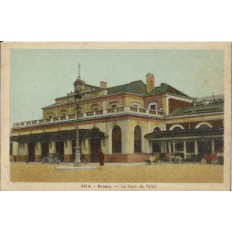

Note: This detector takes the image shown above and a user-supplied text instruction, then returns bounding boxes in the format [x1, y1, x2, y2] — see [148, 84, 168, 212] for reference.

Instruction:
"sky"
[10, 48, 224, 126]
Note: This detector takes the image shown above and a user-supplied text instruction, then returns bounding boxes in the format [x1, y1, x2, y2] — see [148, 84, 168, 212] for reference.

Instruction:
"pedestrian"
[98, 149, 105, 166]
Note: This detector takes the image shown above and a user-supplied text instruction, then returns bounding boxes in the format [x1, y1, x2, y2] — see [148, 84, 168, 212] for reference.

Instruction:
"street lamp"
[73, 66, 85, 166]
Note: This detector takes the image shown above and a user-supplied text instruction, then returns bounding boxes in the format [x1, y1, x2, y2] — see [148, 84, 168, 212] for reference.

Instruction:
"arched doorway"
[112, 125, 122, 153]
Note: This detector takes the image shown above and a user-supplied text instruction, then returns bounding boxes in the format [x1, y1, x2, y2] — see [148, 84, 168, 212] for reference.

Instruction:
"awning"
[11, 128, 106, 143]
[144, 128, 224, 142]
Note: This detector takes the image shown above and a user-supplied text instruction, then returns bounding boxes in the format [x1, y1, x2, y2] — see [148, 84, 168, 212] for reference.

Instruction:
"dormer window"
[132, 103, 140, 108]
[148, 102, 157, 111]
[47, 113, 53, 119]
[91, 103, 99, 111]
[109, 101, 118, 109]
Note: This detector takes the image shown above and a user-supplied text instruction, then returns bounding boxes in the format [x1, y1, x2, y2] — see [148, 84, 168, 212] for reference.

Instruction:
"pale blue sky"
[10, 49, 224, 126]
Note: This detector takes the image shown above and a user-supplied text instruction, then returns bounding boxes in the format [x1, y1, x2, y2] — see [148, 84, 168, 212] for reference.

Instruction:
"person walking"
[98, 149, 105, 166]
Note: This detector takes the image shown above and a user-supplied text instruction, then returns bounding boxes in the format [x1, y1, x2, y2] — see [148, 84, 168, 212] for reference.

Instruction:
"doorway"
[41, 142, 49, 158]
[28, 143, 35, 161]
[56, 141, 64, 162]
[90, 139, 101, 162]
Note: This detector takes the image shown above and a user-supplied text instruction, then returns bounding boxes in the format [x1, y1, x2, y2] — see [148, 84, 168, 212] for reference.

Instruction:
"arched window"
[195, 122, 213, 129]
[173, 126, 183, 131]
[134, 126, 142, 153]
[153, 127, 161, 132]
[112, 125, 122, 153]
[199, 124, 211, 129]
[169, 124, 184, 130]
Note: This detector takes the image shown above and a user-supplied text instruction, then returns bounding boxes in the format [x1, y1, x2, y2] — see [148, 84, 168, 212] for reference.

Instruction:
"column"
[168, 142, 172, 154]
[164, 142, 167, 153]
[143, 138, 150, 154]
[12, 142, 19, 161]
[64, 140, 72, 162]
[173, 142, 176, 154]
[183, 141, 187, 159]
[35, 142, 42, 162]
[122, 122, 130, 154]
[160, 142, 165, 153]
[194, 141, 198, 155]
[211, 140, 215, 153]
[24, 143, 29, 156]
[148, 141, 153, 154]
[101, 139, 106, 154]
[49, 141, 56, 153]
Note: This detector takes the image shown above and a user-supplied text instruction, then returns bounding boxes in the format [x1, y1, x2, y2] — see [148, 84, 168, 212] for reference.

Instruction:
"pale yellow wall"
[124, 96, 144, 108]
[35, 142, 42, 156]
[12, 142, 19, 156]
[43, 92, 146, 119]
[49, 141, 56, 153]
[64, 140, 72, 155]
[166, 114, 224, 125]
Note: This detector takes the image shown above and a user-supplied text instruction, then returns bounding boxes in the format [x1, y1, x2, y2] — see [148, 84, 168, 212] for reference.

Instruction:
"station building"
[10, 72, 224, 163]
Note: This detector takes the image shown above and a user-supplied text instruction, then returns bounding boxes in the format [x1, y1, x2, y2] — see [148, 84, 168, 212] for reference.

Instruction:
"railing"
[13, 106, 164, 128]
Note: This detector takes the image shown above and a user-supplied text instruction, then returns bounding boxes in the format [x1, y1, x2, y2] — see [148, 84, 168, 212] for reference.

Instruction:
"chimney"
[100, 81, 107, 89]
[146, 73, 155, 92]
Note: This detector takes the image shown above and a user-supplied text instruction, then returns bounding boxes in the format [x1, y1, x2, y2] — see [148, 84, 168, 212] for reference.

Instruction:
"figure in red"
[98, 149, 105, 166]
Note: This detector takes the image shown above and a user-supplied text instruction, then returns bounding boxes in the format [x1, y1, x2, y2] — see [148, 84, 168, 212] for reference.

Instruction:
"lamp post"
[73, 65, 84, 166]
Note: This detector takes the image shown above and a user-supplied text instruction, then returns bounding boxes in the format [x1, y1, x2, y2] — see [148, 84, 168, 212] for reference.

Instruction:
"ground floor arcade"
[145, 128, 224, 161]
[10, 124, 152, 163]
[10, 128, 106, 162]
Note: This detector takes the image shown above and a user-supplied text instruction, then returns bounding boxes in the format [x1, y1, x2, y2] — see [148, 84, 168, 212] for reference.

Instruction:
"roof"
[169, 102, 224, 117]
[11, 128, 106, 143]
[107, 80, 147, 95]
[85, 83, 100, 89]
[144, 128, 224, 141]
[42, 80, 191, 109]
[146, 83, 189, 97]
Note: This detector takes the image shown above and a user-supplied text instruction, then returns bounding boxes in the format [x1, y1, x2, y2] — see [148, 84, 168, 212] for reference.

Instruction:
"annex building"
[10, 72, 224, 163]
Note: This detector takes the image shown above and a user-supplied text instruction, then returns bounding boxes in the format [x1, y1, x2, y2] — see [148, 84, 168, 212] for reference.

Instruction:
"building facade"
[10, 73, 224, 163]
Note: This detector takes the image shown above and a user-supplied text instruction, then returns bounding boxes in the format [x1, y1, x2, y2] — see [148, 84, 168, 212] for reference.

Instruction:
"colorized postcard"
[0, 42, 231, 190]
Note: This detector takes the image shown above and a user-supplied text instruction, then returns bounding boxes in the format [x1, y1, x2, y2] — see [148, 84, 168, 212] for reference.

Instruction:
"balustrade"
[13, 106, 163, 128]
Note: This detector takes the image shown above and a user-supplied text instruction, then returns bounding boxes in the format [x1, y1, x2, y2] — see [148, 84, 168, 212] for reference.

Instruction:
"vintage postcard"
[0, 42, 231, 190]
